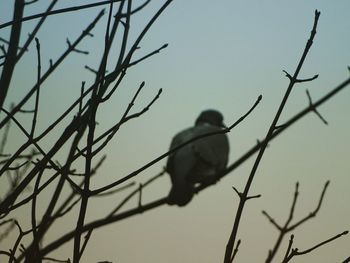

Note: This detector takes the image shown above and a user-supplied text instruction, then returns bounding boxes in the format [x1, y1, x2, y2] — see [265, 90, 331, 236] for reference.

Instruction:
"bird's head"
[195, 109, 226, 128]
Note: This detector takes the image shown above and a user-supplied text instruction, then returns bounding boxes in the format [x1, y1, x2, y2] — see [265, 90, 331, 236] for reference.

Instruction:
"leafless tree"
[0, 1, 349, 263]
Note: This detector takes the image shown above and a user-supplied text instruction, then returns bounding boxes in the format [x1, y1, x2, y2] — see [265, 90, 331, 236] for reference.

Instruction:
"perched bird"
[166, 109, 229, 206]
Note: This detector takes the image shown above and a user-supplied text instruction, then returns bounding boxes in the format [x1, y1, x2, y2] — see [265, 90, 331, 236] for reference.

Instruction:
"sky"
[0, 0, 350, 262]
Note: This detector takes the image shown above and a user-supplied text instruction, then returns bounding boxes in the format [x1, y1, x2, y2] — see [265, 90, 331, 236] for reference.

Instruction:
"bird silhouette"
[166, 110, 229, 206]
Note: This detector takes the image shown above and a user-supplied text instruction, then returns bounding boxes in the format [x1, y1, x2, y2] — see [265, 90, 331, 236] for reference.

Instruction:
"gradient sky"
[1, 0, 350, 262]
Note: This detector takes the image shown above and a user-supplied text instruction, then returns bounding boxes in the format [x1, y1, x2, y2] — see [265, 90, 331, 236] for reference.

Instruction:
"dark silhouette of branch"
[0, 0, 25, 110]
[305, 89, 328, 125]
[3, 75, 350, 225]
[230, 239, 241, 262]
[221, 75, 350, 181]
[108, 170, 165, 217]
[40, 197, 168, 257]
[0, 152, 39, 165]
[36, 95, 261, 255]
[16, 1, 59, 63]
[79, 229, 92, 261]
[223, 11, 321, 262]
[90, 85, 163, 157]
[3, 219, 37, 263]
[264, 181, 329, 262]
[282, 231, 348, 262]
[0, 0, 151, 30]
[0, 10, 104, 130]
[5, 82, 161, 214]
[0, 11, 105, 217]
[128, 43, 168, 67]
[95, 182, 136, 197]
[0, 1, 120, 30]
[0, 107, 11, 155]
[29, 38, 41, 138]
[2, 4, 175, 225]
[282, 70, 318, 83]
[7, 161, 29, 171]
[13, 2, 176, 260]
[30, 169, 43, 263]
[41, 257, 70, 263]
[0, 107, 82, 192]
[1, 3, 174, 224]
[84, 65, 98, 74]
[343, 256, 350, 263]
[24, 0, 39, 5]
[35, 72, 350, 255]
[286, 181, 329, 231]
[67, 39, 89, 55]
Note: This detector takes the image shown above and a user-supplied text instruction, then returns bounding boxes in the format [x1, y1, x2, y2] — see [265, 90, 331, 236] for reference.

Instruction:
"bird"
[166, 109, 229, 206]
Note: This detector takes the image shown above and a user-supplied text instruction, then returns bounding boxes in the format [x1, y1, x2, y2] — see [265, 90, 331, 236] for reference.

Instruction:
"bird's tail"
[167, 183, 194, 207]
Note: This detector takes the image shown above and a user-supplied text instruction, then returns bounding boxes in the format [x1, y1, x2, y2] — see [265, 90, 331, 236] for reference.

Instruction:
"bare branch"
[0, 9, 104, 130]
[67, 38, 89, 55]
[306, 89, 328, 125]
[230, 239, 241, 263]
[287, 180, 329, 231]
[30, 38, 41, 138]
[295, 74, 319, 83]
[0, 1, 120, 30]
[108, 170, 165, 217]
[138, 184, 143, 207]
[0, 0, 25, 110]
[264, 181, 329, 262]
[282, 234, 294, 262]
[128, 43, 168, 67]
[224, 11, 321, 262]
[262, 210, 282, 231]
[232, 186, 242, 198]
[283, 231, 348, 262]
[84, 65, 98, 74]
[41, 257, 71, 263]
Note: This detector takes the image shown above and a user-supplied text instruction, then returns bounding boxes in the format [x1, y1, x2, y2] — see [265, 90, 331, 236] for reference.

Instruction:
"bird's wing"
[166, 127, 198, 206]
[166, 127, 196, 183]
[192, 125, 229, 172]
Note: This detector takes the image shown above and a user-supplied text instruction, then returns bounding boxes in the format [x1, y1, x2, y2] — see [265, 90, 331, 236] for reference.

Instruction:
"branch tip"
[324, 180, 330, 188]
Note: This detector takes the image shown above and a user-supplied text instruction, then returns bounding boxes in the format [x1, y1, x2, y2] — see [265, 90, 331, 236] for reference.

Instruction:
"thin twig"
[0, 0, 150, 30]
[0, 10, 104, 214]
[41, 257, 71, 263]
[230, 239, 241, 262]
[0, 10, 104, 130]
[16, 0, 59, 62]
[265, 181, 329, 263]
[0, 0, 25, 110]
[30, 38, 41, 138]
[0, 1, 120, 30]
[306, 89, 328, 125]
[128, 43, 168, 67]
[283, 231, 348, 262]
[108, 170, 165, 217]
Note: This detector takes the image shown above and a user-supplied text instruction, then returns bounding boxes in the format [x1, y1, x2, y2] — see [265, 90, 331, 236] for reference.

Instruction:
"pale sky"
[1, 1, 350, 262]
